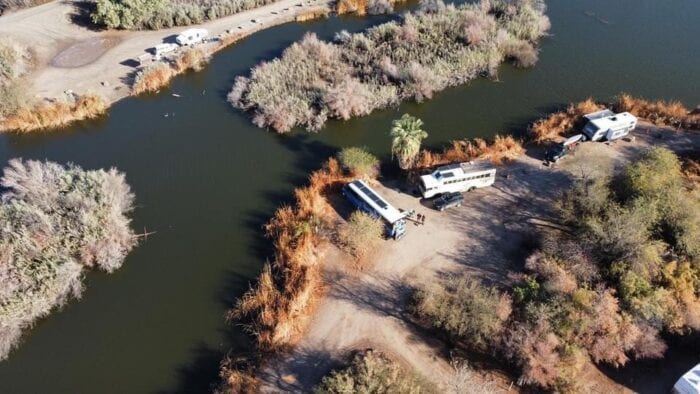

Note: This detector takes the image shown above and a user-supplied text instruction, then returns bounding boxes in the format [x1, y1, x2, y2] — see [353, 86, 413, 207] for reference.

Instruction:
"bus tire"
[468, 187, 476, 192]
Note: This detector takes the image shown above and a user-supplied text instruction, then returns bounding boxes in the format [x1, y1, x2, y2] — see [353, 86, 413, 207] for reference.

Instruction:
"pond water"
[0, 0, 699, 392]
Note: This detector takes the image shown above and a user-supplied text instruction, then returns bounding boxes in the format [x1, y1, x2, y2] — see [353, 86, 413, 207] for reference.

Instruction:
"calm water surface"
[0, 0, 699, 392]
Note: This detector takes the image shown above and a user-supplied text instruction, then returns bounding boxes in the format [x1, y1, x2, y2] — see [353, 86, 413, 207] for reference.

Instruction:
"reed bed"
[416, 134, 524, 169]
[228, 159, 350, 348]
[132, 48, 210, 96]
[0, 94, 108, 132]
[614, 93, 700, 130]
[529, 98, 602, 143]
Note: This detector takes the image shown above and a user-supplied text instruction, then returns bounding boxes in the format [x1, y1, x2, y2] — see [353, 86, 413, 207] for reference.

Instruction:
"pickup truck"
[433, 192, 464, 211]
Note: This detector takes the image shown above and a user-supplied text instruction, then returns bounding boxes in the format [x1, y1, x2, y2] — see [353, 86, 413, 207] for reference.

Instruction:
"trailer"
[419, 161, 496, 199]
[175, 28, 208, 46]
[582, 110, 637, 141]
[673, 363, 700, 394]
[153, 43, 178, 59]
[343, 180, 407, 240]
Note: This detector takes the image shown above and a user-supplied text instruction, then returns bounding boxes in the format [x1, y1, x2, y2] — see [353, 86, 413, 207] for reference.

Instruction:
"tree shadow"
[67, 0, 101, 31]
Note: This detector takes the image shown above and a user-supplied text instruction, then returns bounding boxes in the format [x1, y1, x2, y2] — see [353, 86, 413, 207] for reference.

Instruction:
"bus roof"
[347, 180, 405, 224]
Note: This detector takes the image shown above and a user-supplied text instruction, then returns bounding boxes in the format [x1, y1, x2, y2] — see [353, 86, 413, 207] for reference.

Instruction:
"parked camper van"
[343, 180, 407, 240]
[673, 363, 700, 394]
[175, 28, 208, 46]
[419, 161, 496, 199]
[582, 110, 637, 141]
[153, 43, 178, 59]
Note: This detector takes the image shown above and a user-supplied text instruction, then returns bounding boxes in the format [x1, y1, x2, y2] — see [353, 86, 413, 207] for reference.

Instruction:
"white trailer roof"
[587, 112, 636, 131]
[675, 363, 700, 394]
[347, 180, 405, 224]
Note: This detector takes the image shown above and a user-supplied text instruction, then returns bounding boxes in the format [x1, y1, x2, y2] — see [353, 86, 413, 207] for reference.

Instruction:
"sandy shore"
[0, 0, 331, 105]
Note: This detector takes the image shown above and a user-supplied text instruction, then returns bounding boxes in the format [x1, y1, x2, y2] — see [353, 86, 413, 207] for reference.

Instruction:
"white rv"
[175, 28, 208, 46]
[419, 161, 496, 199]
[582, 110, 637, 141]
[673, 363, 700, 394]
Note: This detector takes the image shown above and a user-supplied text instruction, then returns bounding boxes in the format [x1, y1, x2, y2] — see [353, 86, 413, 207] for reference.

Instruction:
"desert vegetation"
[338, 210, 384, 261]
[230, 0, 550, 132]
[530, 95, 700, 143]
[413, 148, 700, 391]
[337, 146, 380, 179]
[0, 38, 108, 132]
[415, 134, 524, 169]
[0, 159, 138, 360]
[0, 38, 33, 121]
[0, 0, 50, 15]
[91, 0, 281, 30]
[314, 350, 431, 393]
[132, 48, 210, 95]
[336, 0, 398, 16]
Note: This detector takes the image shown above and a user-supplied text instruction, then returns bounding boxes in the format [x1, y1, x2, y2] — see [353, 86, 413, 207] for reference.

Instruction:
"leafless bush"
[0, 38, 34, 119]
[0, 159, 138, 360]
[0, 0, 49, 14]
[231, 1, 549, 132]
[338, 210, 383, 261]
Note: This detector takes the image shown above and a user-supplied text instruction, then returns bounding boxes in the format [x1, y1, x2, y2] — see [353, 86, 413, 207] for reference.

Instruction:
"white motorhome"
[673, 363, 700, 394]
[175, 28, 208, 46]
[419, 161, 496, 199]
[582, 110, 637, 141]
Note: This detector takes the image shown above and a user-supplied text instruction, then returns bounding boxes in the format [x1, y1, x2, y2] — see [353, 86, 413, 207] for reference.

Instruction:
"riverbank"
[0, 0, 332, 114]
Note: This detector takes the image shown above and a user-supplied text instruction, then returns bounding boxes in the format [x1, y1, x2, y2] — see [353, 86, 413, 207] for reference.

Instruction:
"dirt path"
[257, 123, 700, 393]
[0, 0, 330, 103]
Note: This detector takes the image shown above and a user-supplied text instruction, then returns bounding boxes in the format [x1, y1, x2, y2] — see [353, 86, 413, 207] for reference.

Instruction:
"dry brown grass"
[228, 158, 350, 354]
[0, 94, 107, 132]
[131, 64, 175, 95]
[614, 93, 700, 130]
[416, 134, 524, 170]
[295, 5, 330, 21]
[336, 0, 368, 15]
[132, 48, 210, 96]
[529, 98, 603, 143]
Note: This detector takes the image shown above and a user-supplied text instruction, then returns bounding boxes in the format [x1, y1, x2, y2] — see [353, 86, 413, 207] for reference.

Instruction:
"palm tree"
[390, 114, 428, 170]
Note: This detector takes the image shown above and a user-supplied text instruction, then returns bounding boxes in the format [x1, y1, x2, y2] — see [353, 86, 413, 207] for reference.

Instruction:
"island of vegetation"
[229, 0, 551, 132]
[0, 159, 138, 360]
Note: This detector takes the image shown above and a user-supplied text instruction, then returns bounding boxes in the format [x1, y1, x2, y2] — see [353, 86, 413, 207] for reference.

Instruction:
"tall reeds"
[0, 94, 108, 133]
[228, 158, 349, 349]
[529, 98, 602, 143]
[132, 48, 210, 96]
[614, 93, 700, 130]
[415, 134, 524, 170]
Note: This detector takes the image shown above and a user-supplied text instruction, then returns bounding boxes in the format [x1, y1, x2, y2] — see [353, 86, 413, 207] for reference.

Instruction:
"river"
[0, 0, 698, 392]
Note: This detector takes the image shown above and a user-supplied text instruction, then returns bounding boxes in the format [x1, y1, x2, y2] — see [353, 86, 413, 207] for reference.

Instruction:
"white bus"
[175, 28, 208, 46]
[582, 110, 637, 141]
[673, 363, 700, 394]
[419, 161, 496, 199]
[342, 180, 407, 240]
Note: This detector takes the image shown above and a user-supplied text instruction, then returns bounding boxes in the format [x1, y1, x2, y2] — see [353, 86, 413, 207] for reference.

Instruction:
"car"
[433, 192, 464, 211]
[545, 143, 570, 164]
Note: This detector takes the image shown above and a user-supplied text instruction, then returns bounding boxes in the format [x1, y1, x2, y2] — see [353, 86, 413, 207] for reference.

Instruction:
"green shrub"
[413, 276, 511, 350]
[339, 211, 384, 259]
[337, 147, 379, 178]
[314, 350, 431, 393]
[0, 159, 138, 360]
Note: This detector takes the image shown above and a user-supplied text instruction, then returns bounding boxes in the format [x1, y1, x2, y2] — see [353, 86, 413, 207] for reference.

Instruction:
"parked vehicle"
[582, 109, 637, 141]
[343, 180, 407, 240]
[673, 363, 700, 394]
[153, 43, 178, 59]
[175, 28, 208, 46]
[419, 161, 496, 199]
[545, 134, 583, 164]
[433, 192, 464, 211]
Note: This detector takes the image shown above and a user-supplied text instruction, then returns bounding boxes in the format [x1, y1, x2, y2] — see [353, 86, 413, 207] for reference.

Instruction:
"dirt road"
[0, 0, 330, 103]
[257, 123, 700, 393]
